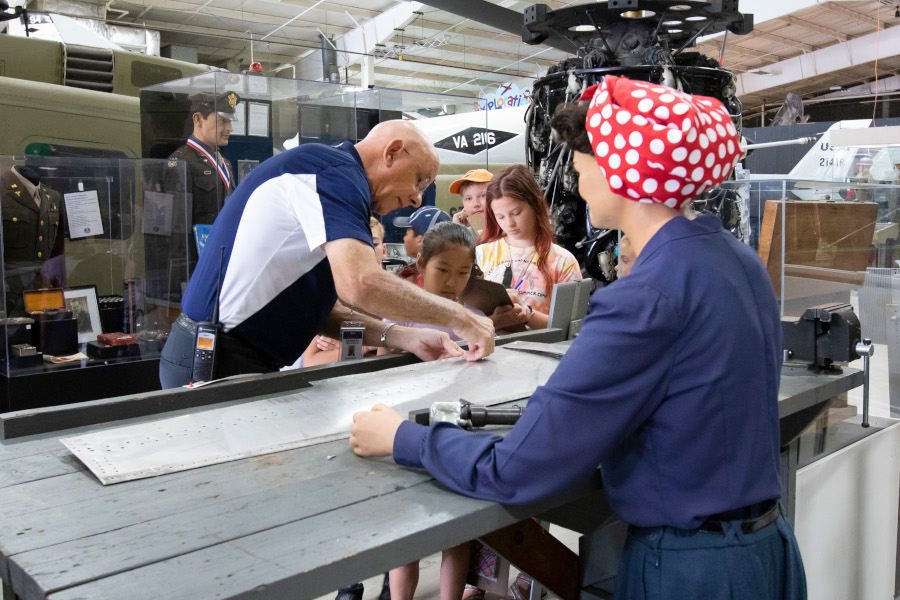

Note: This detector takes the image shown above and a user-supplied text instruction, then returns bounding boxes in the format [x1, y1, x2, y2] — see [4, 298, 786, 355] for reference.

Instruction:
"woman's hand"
[350, 404, 404, 456]
[490, 304, 529, 330]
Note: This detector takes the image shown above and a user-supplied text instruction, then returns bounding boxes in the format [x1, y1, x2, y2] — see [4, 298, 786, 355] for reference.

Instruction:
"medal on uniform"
[186, 138, 231, 191]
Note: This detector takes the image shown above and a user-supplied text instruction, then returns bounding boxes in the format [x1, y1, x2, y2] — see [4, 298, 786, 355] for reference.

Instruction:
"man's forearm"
[322, 302, 394, 348]
[345, 269, 468, 332]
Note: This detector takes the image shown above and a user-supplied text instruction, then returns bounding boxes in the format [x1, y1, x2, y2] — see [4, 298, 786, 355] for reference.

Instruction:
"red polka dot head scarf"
[580, 75, 742, 209]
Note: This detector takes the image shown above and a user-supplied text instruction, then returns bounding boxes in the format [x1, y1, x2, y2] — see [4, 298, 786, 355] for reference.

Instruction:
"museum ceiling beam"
[734, 25, 900, 96]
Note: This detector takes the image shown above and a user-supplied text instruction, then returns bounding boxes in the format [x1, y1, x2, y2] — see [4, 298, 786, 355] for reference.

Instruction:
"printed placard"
[63, 190, 104, 239]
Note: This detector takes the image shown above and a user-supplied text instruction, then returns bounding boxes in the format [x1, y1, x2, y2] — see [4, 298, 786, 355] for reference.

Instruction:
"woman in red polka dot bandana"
[351, 74, 803, 600]
[579, 75, 742, 208]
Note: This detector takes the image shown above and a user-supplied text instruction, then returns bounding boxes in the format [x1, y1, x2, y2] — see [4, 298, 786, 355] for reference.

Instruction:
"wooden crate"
[758, 201, 878, 296]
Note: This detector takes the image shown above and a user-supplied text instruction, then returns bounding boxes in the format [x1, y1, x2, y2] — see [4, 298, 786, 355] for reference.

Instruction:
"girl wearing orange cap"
[350, 76, 805, 600]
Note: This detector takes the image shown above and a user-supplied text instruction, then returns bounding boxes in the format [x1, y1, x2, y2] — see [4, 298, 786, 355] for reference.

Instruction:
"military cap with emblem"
[188, 91, 241, 122]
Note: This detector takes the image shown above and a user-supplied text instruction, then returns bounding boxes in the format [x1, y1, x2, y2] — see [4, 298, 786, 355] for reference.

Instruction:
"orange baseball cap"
[449, 169, 493, 194]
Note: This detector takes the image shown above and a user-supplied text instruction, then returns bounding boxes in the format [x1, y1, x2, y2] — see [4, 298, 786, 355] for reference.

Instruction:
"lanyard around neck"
[503, 238, 537, 288]
[186, 138, 230, 191]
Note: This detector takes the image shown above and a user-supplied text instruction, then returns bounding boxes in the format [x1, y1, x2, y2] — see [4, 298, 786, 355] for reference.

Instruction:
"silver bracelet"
[381, 322, 397, 349]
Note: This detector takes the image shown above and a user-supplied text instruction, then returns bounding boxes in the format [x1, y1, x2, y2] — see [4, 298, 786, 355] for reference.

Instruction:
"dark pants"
[613, 512, 806, 600]
[159, 313, 282, 389]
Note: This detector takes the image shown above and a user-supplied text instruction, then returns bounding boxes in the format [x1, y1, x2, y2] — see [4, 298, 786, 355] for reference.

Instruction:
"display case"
[729, 162, 900, 600]
[714, 178, 900, 428]
[139, 72, 509, 241]
[0, 155, 188, 411]
[721, 178, 900, 309]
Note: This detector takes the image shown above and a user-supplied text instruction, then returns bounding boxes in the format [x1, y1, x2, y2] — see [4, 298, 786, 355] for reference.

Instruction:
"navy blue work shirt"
[182, 141, 372, 366]
[393, 214, 783, 529]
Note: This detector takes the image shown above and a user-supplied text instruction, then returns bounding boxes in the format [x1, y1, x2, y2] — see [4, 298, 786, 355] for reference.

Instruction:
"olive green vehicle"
[0, 34, 211, 311]
[0, 34, 212, 157]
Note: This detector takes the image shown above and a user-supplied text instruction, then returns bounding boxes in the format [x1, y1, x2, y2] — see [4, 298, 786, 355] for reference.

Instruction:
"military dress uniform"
[166, 138, 235, 264]
[1, 167, 66, 315]
[153, 91, 240, 303]
[169, 139, 234, 228]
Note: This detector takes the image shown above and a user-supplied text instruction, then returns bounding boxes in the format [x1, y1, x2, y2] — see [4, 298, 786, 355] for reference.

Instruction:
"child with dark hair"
[382, 220, 483, 600]
[394, 206, 453, 285]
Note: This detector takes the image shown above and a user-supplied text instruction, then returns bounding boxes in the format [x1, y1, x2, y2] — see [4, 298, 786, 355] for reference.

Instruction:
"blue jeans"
[159, 313, 284, 389]
[614, 512, 806, 600]
[159, 314, 195, 389]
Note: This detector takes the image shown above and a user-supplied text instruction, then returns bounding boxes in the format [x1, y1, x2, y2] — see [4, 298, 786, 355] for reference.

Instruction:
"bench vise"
[782, 303, 862, 372]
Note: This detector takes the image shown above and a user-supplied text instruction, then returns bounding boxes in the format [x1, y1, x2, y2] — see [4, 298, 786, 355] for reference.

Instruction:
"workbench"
[0, 332, 864, 600]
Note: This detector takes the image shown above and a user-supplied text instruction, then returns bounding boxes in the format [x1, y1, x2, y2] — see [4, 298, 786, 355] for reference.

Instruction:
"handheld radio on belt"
[191, 246, 226, 383]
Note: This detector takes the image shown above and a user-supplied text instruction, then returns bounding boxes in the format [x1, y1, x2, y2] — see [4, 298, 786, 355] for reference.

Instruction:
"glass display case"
[139, 72, 508, 243]
[0, 155, 188, 411]
[719, 178, 899, 311]
[715, 177, 900, 430]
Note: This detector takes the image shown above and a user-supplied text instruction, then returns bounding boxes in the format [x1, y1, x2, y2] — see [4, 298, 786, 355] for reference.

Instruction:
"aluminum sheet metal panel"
[61, 345, 561, 485]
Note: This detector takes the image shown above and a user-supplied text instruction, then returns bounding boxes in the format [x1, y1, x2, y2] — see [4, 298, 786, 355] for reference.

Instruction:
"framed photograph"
[237, 159, 259, 183]
[63, 285, 102, 344]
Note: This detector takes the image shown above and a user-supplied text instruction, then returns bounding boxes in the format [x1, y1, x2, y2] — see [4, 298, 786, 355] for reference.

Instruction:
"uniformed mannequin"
[166, 91, 239, 269]
[1, 164, 66, 314]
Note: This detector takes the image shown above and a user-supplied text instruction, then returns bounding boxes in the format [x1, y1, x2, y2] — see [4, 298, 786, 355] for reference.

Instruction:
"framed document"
[230, 102, 247, 136]
[64, 285, 102, 344]
[248, 102, 270, 137]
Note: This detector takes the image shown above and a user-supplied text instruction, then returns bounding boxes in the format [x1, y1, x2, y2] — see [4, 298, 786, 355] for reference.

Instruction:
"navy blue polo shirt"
[393, 214, 783, 529]
[181, 141, 373, 366]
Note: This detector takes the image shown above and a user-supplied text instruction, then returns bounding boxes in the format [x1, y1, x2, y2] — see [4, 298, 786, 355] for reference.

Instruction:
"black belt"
[175, 313, 198, 329]
[174, 313, 282, 373]
[698, 501, 779, 535]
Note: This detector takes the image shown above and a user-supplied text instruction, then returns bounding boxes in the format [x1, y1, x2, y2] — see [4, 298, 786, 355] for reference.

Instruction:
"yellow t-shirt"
[476, 239, 582, 314]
